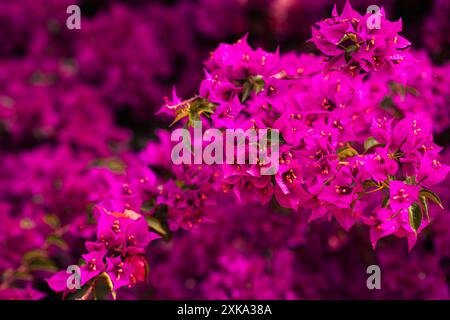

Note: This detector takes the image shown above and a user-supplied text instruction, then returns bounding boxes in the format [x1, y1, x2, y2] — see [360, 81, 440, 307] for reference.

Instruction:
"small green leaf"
[13, 271, 33, 281]
[47, 234, 69, 251]
[140, 200, 154, 213]
[90, 158, 125, 173]
[345, 45, 358, 62]
[241, 80, 251, 103]
[146, 216, 169, 238]
[241, 76, 265, 103]
[253, 76, 265, 94]
[406, 86, 419, 96]
[363, 137, 384, 153]
[362, 180, 378, 189]
[419, 189, 444, 209]
[382, 195, 390, 208]
[19, 218, 35, 229]
[419, 195, 430, 221]
[170, 98, 216, 128]
[408, 202, 422, 233]
[23, 249, 47, 263]
[43, 214, 60, 229]
[389, 81, 406, 97]
[338, 32, 356, 45]
[23, 249, 57, 272]
[337, 146, 358, 160]
[65, 273, 116, 300]
[336, 146, 348, 154]
[405, 176, 416, 185]
[65, 281, 95, 300]
[93, 272, 116, 300]
[169, 107, 190, 127]
[27, 258, 57, 273]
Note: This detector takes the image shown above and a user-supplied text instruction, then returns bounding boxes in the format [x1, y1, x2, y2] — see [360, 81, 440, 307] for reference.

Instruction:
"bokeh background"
[0, 0, 449, 299]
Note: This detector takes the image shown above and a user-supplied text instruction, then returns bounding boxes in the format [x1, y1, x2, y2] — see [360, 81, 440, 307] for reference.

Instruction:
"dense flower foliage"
[1, 0, 449, 300]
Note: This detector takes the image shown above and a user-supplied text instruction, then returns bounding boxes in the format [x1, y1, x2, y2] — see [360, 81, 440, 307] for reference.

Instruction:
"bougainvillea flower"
[389, 181, 419, 213]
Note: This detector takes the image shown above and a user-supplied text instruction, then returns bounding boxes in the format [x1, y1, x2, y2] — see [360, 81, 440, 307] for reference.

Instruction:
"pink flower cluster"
[47, 1, 449, 298]
[47, 205, 158, 295]
[310, 2, 412, 72]
[159, 2, 449, 252]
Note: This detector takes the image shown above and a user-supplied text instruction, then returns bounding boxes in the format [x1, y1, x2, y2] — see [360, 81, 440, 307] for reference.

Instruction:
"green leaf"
[146, 216, 169, 239]
[337, 146, 358, 160]
[405, 176, 416, 185]
[253, 76, 265, 94]
[338, 33, 357, 45]
[419, 195, 430, 221]
[140, 200, 154, 213]
[43, 214, 60, 229]
[23, 249, 48, 263]
[19, 218, 35, 229]
[389, 81, 406, 97]
[406, 86, 419, 97]
[27, 258, 57, 273]
[90, 158, 126, 173]
[170, 98, 216, 128]
[93, 272, 116, 300]
[362, 180, 378, 189]
[240, 76, 265, 103]
[65, 281, 95, 300]
[23, 249, 57, 272]
[65, 272, 116, 300]
[169, 108, 190, 127]
[13, 271, 33, 281]
[419, 189, 444, 209]
[47, 234, 69, 251]
[363, 137, 384, 153]
[408, 202, 422, 233]
[344, 45, 358, 62]
[381, 195, 390, 208]
[241, 80, 251, 103]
